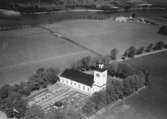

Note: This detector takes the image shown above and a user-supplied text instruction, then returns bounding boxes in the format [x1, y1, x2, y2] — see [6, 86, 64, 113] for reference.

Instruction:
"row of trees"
[123, 41, 167, 58]
[158, 25, 167, 35]
[82, 62, 150, 115]
[71, 41, 167, 72]
[70, 55, 110, 71]
[0, 67, 60, 118]
[0, 0, 105, 11]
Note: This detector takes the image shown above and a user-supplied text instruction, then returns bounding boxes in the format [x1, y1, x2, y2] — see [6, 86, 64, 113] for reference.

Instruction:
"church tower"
[93, 64, 107, 86]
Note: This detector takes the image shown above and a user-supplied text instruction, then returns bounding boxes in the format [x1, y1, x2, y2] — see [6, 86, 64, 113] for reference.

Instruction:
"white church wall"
[59, 76, 92, 94]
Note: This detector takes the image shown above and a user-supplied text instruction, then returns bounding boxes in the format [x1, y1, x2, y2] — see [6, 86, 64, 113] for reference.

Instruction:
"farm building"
[115, 16, 129, 22]
[59, 64, 107, 95]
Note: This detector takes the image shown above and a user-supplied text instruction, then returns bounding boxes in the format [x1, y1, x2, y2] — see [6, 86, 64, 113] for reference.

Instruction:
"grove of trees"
[82, 62, 149, 116]
[0, 67, 60, 119]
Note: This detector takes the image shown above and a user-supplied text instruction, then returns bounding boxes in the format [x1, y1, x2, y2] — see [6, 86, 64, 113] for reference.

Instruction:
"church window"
[83, 86, 85, 90]
[96, 73, 100, 77]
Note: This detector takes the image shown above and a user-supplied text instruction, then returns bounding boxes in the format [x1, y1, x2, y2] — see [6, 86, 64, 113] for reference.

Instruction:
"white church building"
[58, 64, 107, 95]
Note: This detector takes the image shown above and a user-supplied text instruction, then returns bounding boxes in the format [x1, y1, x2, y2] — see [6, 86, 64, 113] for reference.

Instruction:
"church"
[58, 64, 107, 95]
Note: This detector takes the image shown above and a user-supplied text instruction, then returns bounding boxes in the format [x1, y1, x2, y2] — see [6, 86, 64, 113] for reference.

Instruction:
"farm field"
[94, 51, 167, 119]
[0, 26, 93, 86]
[45, 18, 167, 56]
[0, 16, 167, 86]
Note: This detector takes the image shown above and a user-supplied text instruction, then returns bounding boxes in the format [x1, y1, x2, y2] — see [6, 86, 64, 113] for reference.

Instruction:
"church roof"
[60, 69, 94, 87]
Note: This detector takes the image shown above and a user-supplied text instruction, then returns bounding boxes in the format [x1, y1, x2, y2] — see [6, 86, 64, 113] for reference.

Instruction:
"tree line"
[70, 41, 167, 73]
[0, 0, 133, 12]
[82, 62, 150, 116]
[122, 41, 167, 59]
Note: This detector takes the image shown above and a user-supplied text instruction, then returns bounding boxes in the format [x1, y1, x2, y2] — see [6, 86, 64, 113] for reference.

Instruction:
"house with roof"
[58, 64, 107, 95]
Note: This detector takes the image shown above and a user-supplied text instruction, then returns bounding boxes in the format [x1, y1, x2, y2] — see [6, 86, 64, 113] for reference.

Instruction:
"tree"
[46, 68, 60, 84]
[127, 46, 136, 58]
[153, 41, 165, 50]
[108, 62, 135, 78]
[141, 69, 150, 86]
[80, 56, 92, 70]
[145, 43, 153, 52]
[0, 87, 27, 118]
[25, 105, 45, 119]
[82, 99, 96, 115]
[122, 77, 134, 96]
[28, 67, 59, 90]
[101, 55, 110, 65]
[123, 46, 136, 58]
[136, 47, 144, 55]
[158, 25, 167, 35]
[90, 92, 106, 110]
[131, 13, 136, 18]
[110, 48, 119, 60]
[106, 78, 124, 102]
[0, 84, 11, 99]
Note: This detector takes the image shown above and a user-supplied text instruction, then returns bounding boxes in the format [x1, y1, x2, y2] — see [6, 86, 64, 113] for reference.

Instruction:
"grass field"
[45, 19, 167, 56]
[0, 26, 94, 86]
[0, 17, 166, 86]
[94, 51, 167, 119]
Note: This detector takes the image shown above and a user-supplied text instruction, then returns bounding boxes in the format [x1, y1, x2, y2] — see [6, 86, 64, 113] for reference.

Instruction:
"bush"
[145, 43, 153, 52]
[108, 62, 135, 78]
[110, 48, 119, 60]
[0, 85, 27, 118]
[158, 26, 167, 35]
[153, 41, 165, 50]
[82, 91, 107, 115]
[123, 46, 136, 58]
[136, 47, 144, 55]
[28, 67, 59, 90]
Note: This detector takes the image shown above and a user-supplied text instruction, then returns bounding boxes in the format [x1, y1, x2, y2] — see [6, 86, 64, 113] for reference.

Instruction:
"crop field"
[0, 16, 167, 86]
[94, 51, 167, 119]
[0, 26, 93, 86]
[45, 19, 167, 56]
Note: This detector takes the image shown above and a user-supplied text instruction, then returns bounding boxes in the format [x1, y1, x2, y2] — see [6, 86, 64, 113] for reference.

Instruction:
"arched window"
[96, 73, 100, 77]
[83, 86, 85, 90]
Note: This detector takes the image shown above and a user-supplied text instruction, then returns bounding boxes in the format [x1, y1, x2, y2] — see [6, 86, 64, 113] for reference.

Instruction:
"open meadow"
[46, 18, 167, 56]
[94, 51, 167, 119]
[0, 26, 93, 86]
[0, 15, 167, 86]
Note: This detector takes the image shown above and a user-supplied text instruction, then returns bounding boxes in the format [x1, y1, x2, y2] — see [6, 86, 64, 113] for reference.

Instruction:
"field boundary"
[110, 48, 167, 64]
[39, 25, 102, 56]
